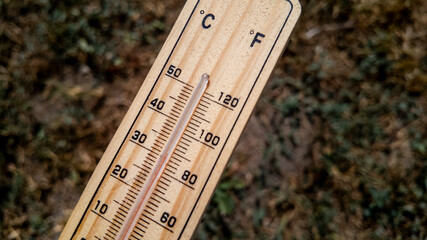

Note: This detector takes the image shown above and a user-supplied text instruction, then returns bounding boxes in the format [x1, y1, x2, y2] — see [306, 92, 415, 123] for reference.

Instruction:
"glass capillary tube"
[116, 74, 209, 240]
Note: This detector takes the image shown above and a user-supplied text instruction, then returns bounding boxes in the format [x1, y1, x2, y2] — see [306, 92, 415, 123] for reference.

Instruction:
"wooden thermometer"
[60, 0, 301, 239]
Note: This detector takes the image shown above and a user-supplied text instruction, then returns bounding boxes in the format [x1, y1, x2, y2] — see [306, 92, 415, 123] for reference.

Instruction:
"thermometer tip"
[201, 73, 209, 85]
[202, 73, 209, 80]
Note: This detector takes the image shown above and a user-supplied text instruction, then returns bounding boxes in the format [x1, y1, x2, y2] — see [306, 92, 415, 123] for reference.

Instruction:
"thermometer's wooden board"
[60, 0, 301, 239]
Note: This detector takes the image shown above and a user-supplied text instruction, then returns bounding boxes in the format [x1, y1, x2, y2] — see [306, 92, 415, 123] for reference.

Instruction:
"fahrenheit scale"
[60, 0, 301, 239]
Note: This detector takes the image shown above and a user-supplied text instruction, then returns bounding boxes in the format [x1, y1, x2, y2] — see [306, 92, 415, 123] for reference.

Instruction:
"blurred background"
[1, 0, 426, 239]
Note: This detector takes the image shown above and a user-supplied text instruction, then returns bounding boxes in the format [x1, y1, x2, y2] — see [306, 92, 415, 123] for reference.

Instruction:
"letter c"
[202, 14, 215, 29]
